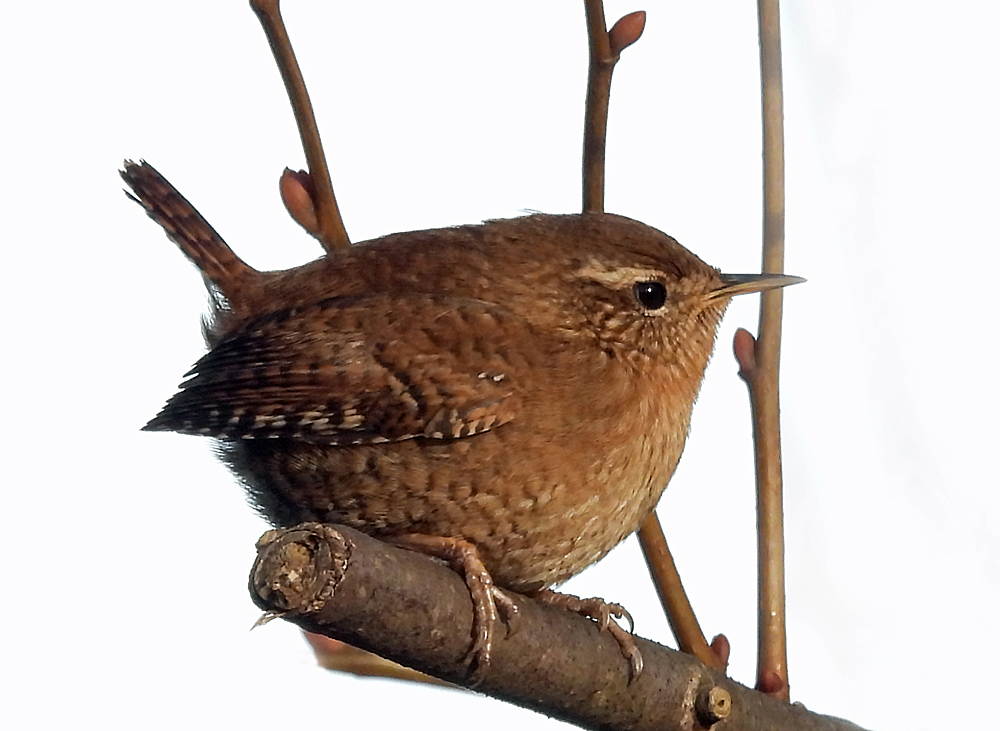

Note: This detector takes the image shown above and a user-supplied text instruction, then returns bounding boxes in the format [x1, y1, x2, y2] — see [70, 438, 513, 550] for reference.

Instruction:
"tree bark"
[248, 523, 868, 731]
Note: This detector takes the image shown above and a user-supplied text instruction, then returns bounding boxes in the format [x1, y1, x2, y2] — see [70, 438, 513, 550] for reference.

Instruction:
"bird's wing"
[144, 293, 526, 443]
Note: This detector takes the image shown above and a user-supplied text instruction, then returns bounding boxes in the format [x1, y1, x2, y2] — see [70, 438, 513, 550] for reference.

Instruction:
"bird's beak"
[704, 272, 806, 301]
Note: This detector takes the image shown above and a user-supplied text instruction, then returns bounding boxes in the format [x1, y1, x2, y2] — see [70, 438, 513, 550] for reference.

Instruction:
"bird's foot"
[532, 588, 643, 680]
[389, 534, 518, 684]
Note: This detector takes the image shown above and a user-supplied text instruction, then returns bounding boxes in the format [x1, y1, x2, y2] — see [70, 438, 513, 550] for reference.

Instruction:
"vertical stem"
[581, 4, 646, 212]
[582, 0, 613, 213]
[582, 3, 718, 666]
[251, 0, 350, 252]
[638, 514, 725, 670]
[752, 0, 789, 700]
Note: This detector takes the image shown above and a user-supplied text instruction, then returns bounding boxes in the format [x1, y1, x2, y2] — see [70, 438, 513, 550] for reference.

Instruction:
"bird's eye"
[633, 281, 667, 310]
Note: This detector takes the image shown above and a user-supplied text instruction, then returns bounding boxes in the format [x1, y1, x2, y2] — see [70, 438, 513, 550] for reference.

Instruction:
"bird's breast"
[222, 353, 693, 591]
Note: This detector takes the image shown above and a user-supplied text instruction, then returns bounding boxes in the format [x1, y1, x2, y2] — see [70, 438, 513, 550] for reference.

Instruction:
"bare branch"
[738, 0, 790, 700]
[581, 3, 728, 676]
[637, 513, 727, 670]
[304, 633, 449, 685]
[250, 0, 350, 251]
[582, 3, 646, 212]
[248, 523, 867, 731]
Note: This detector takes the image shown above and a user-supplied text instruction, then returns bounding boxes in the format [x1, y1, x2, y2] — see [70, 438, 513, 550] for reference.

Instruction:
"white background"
[3, 2, 997, 729]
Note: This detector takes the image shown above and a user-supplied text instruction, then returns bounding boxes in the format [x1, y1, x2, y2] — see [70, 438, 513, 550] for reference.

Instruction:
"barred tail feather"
[121, 159, 258, 301]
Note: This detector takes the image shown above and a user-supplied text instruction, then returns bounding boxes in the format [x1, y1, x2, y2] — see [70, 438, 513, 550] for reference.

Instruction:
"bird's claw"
[533, 588, 642, 681]
[389, 534, 518, 685]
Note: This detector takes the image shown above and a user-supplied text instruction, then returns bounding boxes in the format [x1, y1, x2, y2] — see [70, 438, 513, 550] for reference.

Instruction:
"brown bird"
[124, 159, 800, 677]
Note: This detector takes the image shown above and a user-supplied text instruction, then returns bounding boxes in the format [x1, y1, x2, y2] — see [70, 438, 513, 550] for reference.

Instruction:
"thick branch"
[248, 523, 865, 731]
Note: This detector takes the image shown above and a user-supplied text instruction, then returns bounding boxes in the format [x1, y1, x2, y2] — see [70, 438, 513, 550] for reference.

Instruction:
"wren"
[124, 160, 800, 676]
[125, 0, 803, 682]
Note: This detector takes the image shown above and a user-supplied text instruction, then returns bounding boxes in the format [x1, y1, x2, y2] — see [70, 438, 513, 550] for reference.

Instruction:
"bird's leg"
[531, 588, 643, 680]
[388, 534, 519, 684]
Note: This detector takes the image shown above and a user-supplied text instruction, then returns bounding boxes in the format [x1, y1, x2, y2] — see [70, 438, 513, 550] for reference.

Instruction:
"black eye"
[633, 281, 667, 310]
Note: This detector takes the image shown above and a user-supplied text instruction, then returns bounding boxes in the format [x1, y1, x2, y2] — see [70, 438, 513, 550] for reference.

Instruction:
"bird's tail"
[121, 159, 259, 302]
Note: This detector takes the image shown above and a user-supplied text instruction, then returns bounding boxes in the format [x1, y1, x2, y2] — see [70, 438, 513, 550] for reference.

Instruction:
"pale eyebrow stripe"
[572, 263, 664, 288]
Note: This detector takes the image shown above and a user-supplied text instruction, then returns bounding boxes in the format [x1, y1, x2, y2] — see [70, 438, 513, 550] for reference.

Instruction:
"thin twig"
[637, 514, 726, 670]
[581, 2, 645, 213]
[582, 0, 612, 213]
[735, 0, 790, 701]
[304, 634, 450, 686]
[581, 3, 720, 667]
[250, 0, 350, 251]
